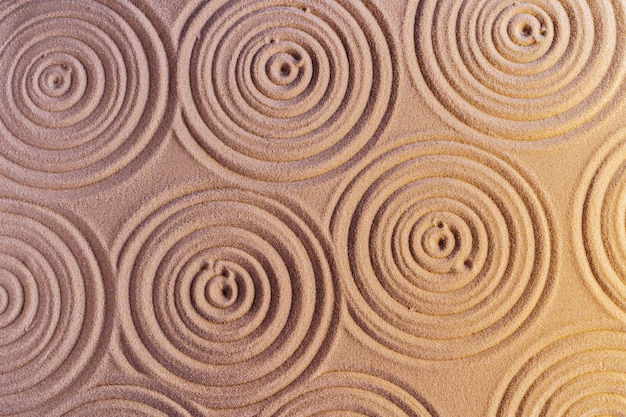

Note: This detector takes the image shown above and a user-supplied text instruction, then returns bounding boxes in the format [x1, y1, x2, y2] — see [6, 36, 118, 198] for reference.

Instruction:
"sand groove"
[176, 0, 394, 181]
[492, 330, 626, 416]
[405, 0, 626, 141]
[260, 371, 436, 416]
[0, 0, 622, 413]
[576, 134, 626, 320]
[0, 0, 168, 189]
[331, 138, 555, 360]
[0, 199, 105, 414]
[52, 385, 193, 417]
[116, 189, 335, 409]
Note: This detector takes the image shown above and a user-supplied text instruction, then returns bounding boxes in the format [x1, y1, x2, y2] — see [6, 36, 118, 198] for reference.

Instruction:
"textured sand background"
[1, 0, 626, 415]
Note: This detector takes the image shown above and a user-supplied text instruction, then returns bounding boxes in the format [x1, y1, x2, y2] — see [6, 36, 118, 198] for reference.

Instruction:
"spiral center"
[39, 64, 72, 97]
[266, 51, 302, 86]
[204, 267, 238, 309]
[508, 13, 546, 46]
[420, 221, 456, 259]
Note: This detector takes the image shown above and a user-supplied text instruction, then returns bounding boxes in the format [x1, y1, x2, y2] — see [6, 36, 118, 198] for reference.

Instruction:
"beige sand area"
[1, 0, 626, 415]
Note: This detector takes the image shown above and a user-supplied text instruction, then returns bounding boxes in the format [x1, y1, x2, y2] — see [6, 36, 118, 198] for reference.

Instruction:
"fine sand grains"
[0, 0, 626, 416]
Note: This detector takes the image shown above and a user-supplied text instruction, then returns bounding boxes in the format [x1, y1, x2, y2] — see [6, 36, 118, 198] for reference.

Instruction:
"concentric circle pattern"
[260, 372, 435, 416]
[0, 199, 105, 414]
[577, 136, 626, 318]
[492, 330, 626, 416]
[405, 0, 626, 141]
[117, 189, 335, 408]
[177, 0, 394, 181]
[331, 139, 554, 360]
[55, 385, 193, 417]
[0, 0, 168, 189]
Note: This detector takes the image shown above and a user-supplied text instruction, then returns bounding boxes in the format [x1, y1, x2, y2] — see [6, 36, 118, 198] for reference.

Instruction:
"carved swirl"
[405, 0, 626, 141]
[0, 199, 105, 414]
[0, 0, 168, 188]
[261, 371, 436, 416]
[117, 189, 335, 408]
[492, 330, 626, 416]
[331, 138, 555, 359]
[56, 385, 193, 416]
[177, 0, 394, 181]
[576, 135, 626, 319]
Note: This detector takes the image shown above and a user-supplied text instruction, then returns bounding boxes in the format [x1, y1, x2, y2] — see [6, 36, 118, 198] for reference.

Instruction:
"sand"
[1, 0, 625, 415]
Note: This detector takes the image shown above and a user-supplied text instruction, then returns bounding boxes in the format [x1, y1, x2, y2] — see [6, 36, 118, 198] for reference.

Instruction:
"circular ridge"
[117, 189, 335, 408]
[177, 0, 394, 181]
[0, 199, 105, 413]
[260, 371, 436, 416]
[576, 134, 626, 319]
[330, 137, 555, 360]
[0, 0, 168, 189]
[404, 0, 626, 141]
[55, 385, 193, 416]
[491, 330, 626, 416]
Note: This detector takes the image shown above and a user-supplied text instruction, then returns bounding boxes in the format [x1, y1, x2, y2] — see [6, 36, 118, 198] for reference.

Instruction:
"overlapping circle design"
[0, 199, 105, 414]
[576, 135, 626, 319]
[55, 385, 193, 417]
[492, 330, 626, 416]
[405, 0, 626, 141]
[117, 189, 335, 408]
[331, 139, 554, 360]
[177, 0, 394, 181]
[261, 372, 436, 416]
[0, 0, 168, 189]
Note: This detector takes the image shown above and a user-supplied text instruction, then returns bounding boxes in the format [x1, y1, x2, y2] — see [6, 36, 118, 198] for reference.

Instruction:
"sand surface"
[1, 0, 626, 415]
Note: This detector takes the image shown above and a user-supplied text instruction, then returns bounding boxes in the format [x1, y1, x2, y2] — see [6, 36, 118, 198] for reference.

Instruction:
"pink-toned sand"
[1, 0, 625, 415]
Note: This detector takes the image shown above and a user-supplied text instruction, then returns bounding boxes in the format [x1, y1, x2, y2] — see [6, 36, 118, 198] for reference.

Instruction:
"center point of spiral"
[508, 13, 545, 46]
[418, 220, 456, 259]
[204, 266, 238, 309]
[266, 50, 302, 86]
[39, 64, 72, 97]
